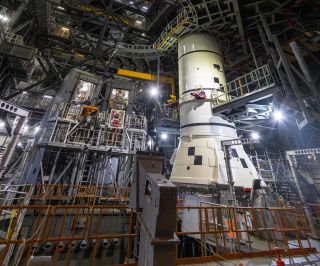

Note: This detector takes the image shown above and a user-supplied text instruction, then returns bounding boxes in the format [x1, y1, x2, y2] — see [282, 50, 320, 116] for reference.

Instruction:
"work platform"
[0, 187, 318, 265]
[212, 64, 278, 114]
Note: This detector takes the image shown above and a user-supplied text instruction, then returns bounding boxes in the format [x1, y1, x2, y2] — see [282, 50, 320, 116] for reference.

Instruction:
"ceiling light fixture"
[273, 110, 284, 121]
[160, 133, 168, 140]
[0, 15, 8, 22]
[251, 132, 260, 140]
[150, 86, 159, 97]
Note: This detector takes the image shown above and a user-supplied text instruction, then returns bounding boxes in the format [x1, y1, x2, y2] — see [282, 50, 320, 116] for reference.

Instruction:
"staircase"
[269, 181, 301, 203]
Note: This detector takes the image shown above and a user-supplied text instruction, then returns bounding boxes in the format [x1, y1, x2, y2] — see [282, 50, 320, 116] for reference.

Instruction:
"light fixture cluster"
[250, 110, 285, 140]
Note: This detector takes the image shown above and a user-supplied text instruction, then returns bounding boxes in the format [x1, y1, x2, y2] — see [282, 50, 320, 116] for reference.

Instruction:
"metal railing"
[212, 64, 274, 105]
[154, 9, 189, 50]
[42, 103, 147, 152]
[0, 184, 33, 206]
[31, 184, 130, 203]
[176, 204, 316, 263]
[0, 204, 136, 266]
[0, 202, 316, 265]
[9, 92, 53, 110]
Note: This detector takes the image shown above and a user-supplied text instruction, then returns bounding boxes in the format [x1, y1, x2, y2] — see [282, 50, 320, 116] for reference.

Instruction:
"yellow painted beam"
[117, 68, 176, 96]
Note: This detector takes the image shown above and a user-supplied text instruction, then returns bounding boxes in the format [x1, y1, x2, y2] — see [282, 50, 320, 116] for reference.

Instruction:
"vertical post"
[0, 116, 26, 178]
[248, 38, 259, 69]
[223, 144, 237, 205]
[289, 41, 320, 98]
[287, 155, 318, 238]
[8, 0, 29, 29]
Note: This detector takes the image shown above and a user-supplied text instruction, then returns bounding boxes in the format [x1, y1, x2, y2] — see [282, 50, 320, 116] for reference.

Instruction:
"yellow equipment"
[81, 105, 98, 117]
[116, 68, 176, 98]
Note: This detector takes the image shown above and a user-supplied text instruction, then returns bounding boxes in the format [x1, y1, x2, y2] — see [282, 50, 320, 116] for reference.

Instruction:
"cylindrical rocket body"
[178, 33, 233, 138]
[170, 33, 258, 187]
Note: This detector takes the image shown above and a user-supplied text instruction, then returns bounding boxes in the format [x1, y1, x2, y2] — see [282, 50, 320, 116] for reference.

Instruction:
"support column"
[0, 116, 26, 179]
[287, 155, 318, 238]
[289, 41, 320, 98]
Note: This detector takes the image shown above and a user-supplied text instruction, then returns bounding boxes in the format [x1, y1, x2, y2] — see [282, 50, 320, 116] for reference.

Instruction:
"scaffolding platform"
[213, 83, 278, 114]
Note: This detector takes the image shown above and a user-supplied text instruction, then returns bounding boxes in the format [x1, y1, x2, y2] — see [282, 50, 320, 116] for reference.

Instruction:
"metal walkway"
[116, 0, 248, 57]
[211, 65, 278, 114]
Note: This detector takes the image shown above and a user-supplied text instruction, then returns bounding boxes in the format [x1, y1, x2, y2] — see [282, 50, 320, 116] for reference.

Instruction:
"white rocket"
[170, 33, 258, 189]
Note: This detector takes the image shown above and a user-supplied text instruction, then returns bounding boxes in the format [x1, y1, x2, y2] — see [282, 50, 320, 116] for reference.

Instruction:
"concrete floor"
[184, 239, 320, 266]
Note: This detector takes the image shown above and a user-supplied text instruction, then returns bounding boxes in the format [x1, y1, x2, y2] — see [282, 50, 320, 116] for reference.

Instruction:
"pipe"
[57, 241, 66, 252]
[112, 238, 120, 247]
[80, 240, 89, 250]
[31, 243, 41, 253]
[43, 242, 54, 252]
[70, 240, 78, 250]
[102, 239, 110, 249]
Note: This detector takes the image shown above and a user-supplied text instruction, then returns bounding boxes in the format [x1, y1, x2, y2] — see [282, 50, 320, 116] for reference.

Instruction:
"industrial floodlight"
[251, 132, 260, 140]
[160, 133, 168, 140]
[0, 15, 8, 22]
[150, 87, 159, 97]
[273, 110, 283, 121]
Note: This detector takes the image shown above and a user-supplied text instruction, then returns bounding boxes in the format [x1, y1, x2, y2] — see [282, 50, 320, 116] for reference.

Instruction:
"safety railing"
[126, 115, 147, 131]
[154, 9, 189, 49]
[116, 9, 189, 53]
[176, 204, 315, 263]
[212, 64, 275, 104]
[4, 31, 24, 45]
[31, 184, 130, 203]
[116, 42, 157, 51]
[0, 184, 34, 206]
[0, 205, 136, 266]
[92, 128, 128, 149]
[9, 92, 53, 110]
[307, 204, 320, 235]
[42, 102, 147, 152]
[126, 130, 146, 151]
[155, 103, 179, 122]
[0, 201, 316, 265]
